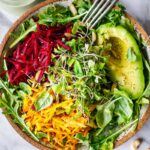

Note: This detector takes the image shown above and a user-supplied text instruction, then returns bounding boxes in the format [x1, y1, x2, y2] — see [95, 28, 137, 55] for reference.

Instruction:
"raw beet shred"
[5, 23, 72, 85]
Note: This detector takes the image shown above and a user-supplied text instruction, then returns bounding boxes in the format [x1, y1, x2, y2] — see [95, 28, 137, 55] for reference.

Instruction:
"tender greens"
[0, 0, 150, 150]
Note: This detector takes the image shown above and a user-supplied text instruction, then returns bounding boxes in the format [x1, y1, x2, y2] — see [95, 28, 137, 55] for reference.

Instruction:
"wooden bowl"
[0, 0, 150, 149]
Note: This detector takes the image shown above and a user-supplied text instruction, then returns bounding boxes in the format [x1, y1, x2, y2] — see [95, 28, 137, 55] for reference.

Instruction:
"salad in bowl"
[0, 0, 150, 150]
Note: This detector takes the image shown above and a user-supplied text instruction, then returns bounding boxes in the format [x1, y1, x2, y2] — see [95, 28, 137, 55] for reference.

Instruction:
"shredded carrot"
[22, 85, 90, 150]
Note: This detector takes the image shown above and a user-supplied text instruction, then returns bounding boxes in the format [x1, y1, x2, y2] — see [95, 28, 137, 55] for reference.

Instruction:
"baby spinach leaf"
[96, 101, 115, 128]
[34, 91, 53, 111]
[114, 96, 133, 124]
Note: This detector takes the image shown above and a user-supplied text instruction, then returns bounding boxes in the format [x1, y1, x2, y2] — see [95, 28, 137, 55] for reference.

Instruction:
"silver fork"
[82, 0, 118, 29]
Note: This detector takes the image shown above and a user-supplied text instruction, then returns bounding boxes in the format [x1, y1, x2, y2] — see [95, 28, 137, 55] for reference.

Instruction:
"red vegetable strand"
[5, 23, 72, 85]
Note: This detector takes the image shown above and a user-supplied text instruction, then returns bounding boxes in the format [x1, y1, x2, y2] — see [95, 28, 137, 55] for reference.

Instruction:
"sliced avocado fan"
[97, 23, 145, 99]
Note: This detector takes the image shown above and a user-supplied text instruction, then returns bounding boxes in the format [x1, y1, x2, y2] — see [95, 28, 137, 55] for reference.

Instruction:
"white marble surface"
[0, 0, 150, 150]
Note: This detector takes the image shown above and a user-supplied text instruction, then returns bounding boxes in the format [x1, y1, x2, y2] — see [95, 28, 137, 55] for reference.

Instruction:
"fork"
[82, 0, 118, 29]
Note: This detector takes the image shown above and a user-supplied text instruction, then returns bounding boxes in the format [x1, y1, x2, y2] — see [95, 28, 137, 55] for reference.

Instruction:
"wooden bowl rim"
[0, 0, 150, 149]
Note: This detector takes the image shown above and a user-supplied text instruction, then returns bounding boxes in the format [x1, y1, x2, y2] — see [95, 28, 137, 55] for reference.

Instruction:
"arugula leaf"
[10, 5, 86, 49]
[0, 79, 39, 141]
[100, 119, 138, 143]
[127, 47, 137, 62]
[73, 60, 84, 77]
[73, 0, 91, 10]
[10, 19, 36, 48]
[34, 91, 53, 111]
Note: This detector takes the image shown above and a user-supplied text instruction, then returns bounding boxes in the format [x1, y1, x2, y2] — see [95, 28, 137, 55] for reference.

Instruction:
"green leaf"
[52, 78, 66, 94]
[67, 58, 76, 67]
[137, 97, 149, 105]
[102, 3, 125, 25]
[10, 19, 36, 48]
[0, 79, 39, 141]
[72, 21, 80, 34]
[127, 47, 137, 62]
[114, 96, 133, 124]
[100, 119, 138, 143]
[66, 39, 76, 52]
[36, 132, 47, 139]
[19, 82, 32, 95]
[34, 91, 53, 111]
[73, 0, 91, 8]
[100, 141, 113, 150]
[73, 60, 84, 77]
[75, 133, 89, 147]
[96, 101, 115, 128]
[17, 91, 26, 99]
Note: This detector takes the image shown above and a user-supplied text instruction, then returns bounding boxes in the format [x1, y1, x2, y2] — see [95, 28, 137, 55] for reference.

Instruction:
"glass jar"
[0, 0, 36, 7]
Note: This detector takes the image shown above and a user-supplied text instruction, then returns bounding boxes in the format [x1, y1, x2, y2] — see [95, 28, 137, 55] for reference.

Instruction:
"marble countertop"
[0, 0, 150, 150]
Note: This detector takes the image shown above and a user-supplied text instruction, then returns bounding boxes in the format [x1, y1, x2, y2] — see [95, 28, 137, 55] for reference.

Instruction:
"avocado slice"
[97, 23, 145, 99]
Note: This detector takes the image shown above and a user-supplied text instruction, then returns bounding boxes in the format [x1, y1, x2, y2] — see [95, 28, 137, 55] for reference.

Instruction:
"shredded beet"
[5, 23, 72, 85]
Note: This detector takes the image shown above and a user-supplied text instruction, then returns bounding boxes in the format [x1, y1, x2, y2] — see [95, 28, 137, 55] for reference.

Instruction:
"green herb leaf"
[36, 132, 47, 139]
[67, 58, 76, 67]
[34, 91, 53, 111]
[73, 60, 84, 77]
[72, 21, 80, 34]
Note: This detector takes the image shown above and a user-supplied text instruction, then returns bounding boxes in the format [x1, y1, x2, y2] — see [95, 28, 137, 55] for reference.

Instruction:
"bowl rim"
[0, 0, 150, 149]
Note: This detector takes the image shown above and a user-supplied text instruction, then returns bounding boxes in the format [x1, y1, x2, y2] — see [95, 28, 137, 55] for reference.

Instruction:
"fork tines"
[82, 0, 117, 29]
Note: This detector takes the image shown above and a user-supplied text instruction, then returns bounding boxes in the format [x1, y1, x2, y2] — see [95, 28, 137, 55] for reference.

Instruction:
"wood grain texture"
[0, 0, 149, 149]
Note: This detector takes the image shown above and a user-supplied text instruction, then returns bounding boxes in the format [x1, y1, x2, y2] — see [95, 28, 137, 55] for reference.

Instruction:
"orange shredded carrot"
[21, 85, 90, 150]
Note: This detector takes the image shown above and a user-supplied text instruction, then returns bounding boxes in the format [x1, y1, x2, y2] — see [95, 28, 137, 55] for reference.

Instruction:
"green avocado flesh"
[97, 23, 145, 99]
